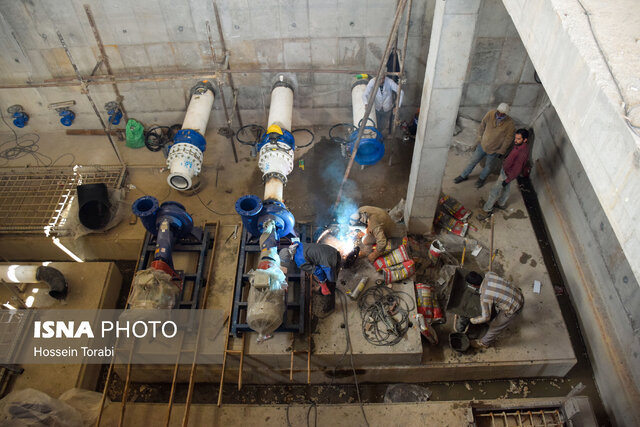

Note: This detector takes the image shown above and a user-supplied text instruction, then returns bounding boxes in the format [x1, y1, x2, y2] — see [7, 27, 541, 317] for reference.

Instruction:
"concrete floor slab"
[2, 130, 575, 385]
[8, 262, 122, 397]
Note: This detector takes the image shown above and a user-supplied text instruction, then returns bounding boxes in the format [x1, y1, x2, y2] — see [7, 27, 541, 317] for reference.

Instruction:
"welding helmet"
[267, 124, 283, 135]
[349, 211, 362, 226]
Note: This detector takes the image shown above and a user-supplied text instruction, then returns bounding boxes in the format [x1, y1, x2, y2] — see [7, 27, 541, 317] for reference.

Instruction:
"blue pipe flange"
[132, 196, 160, 234]
[347, 126, 385, 166]
[256, 129, 295, 152]
[171, 128, 207, 152]
[59, 109, 75, 127]
[235, 195, 263, 237]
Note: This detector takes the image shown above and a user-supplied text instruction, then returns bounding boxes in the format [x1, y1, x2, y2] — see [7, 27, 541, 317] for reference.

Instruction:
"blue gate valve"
[58, 108, 75, 127]
[7, 105, 29, 128]
[105, 101, 123, 126]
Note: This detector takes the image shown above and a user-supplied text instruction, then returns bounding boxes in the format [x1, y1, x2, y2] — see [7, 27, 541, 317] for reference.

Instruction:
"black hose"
[235, 124, 264, 146]
[144, 126, 171, 152]
[328, 123, 356, 146]
[36, 266, 68, 300]
[291, 128, 315, 148]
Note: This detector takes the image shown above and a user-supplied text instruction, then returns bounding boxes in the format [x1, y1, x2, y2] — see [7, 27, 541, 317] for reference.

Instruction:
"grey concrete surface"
[530, 102, 640, 427]
[405, 0, 480, 233]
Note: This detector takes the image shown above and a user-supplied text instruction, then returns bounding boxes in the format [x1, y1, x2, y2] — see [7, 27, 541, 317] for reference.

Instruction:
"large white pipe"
[264, 178, 284, 201]
[0, 265, 38, 283]
[182, 88, 215, 134]
[352, 80, 377, 128]
[267, 85, 294, 132]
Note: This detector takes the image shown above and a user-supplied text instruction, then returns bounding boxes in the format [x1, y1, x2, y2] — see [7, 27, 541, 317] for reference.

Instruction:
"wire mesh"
[475, 408, 565, 427]
[0, 165, 126, 234]
[0, 309, 31, 362]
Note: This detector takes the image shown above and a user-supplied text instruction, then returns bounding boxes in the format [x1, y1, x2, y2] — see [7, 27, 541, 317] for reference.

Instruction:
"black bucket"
[77, 183, 112, 230]
[449, 332, 470, 353]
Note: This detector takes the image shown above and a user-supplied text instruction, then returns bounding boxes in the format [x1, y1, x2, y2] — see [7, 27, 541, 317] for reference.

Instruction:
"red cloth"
[502, 142, 529, 183]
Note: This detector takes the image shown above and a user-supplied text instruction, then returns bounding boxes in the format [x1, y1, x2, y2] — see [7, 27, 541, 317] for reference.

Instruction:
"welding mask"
[279, 246, 295, 270]
[349, 211, 365, 227]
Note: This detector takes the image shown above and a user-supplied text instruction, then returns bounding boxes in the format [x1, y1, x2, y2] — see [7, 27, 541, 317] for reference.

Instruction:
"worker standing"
[280, 242, 341, 314]
[350, 206, 405, 262]
[477, 129, 530, 221]
[455, 271, 524, 349]
[362, 76, 404, 135]
[453, 103, 515, 188]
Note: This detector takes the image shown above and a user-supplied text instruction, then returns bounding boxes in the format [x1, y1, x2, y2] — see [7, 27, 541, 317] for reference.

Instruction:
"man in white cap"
[453, 103, 515, 188]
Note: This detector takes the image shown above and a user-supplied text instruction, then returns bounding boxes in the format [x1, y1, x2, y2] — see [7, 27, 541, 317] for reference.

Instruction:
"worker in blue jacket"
[280, 242, 341, 313]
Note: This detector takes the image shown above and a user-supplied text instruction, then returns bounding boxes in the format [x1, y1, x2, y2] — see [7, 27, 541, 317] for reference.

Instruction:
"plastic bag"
[58, 388, 109, 427]
[246, 286, 285, 342]
[383, 384, 432, 403]
[128, 268, 179, 309]
[125, 119, 145, 149]
[0, 388, 82, 427]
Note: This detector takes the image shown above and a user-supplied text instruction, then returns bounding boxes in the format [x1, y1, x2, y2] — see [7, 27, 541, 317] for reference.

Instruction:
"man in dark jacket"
[478, 128, 530, 220]
[280, 242, 341, 313]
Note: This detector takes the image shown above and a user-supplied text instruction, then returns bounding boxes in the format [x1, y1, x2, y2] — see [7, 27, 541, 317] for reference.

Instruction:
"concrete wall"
[0, 0, 434, 132]
[459, 0, 544, 125]
[530, 102, 640, 426]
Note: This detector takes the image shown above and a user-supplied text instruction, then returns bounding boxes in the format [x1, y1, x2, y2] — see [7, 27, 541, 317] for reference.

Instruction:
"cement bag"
[247, 286, 285, 342]
[0, 388, 82, 427]
[374, 245, 410, 271]
[58, 388, 109, 427]
[128, 268, 179, 309]
[381, 259, 416, 284]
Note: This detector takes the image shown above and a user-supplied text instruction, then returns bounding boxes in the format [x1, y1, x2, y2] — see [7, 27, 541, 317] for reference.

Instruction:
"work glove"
[501, 180, 508, 187]
[290, 237, 300, 244]
[319, 281, 331, 296]
[367, 252, 379, 263]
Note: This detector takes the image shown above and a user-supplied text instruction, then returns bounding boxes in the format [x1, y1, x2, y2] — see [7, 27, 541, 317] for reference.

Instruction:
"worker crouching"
[349, 205, 406, 262]
[279, 242, 341, 314]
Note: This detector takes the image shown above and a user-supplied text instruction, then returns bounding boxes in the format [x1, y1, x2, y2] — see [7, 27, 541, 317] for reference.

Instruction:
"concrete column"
[404, 0, 481, 233]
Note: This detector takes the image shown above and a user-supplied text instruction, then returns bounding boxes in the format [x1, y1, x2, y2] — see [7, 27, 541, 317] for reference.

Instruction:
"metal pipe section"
[236, 76, 297, 241]
[351, 79, 377, 128]
[0, 265, 68, 299]
[267, 83, 294, 132]
[167, 81, 215, 191]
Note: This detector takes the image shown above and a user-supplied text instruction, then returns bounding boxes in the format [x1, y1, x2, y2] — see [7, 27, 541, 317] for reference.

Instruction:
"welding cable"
[144, 125, 171, 152]
[235, 124, 265, 146]
[335, 288, 370, 427]
[357, 286, 415, 346]
[291, 128, 315, 148]
[0, 109, 75, 166]
[328, 123, 356, 146]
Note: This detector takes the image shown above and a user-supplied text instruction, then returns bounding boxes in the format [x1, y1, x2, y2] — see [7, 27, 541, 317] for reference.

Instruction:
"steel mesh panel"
[0, 165, 125, 234]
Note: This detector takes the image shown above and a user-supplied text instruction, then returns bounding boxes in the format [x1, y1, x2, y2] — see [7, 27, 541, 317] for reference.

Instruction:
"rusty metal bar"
[213, 0, 244, 131]
[84, 4, 128, 123]
[0, 67, 375, 90]
[165, 331, 186, 427]
[56, 31, 124, 166]
[388, 0, 413, 166]
[332, 0, 407, 211]
[181, 221, 221, 426]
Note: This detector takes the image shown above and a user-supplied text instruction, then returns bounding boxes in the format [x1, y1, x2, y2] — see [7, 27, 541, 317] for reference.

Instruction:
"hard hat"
[267, 124, 283, 135]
